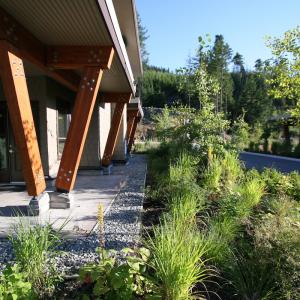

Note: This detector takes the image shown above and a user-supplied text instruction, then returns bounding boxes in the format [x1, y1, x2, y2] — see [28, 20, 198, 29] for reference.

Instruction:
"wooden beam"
[0, 42, 46, 196]
[126, 109, 139, 140]
[126, 116, 135, 141]
[55, 67, 104, 192]
[99, 92, 132, 103]
[102, 101, 131, 166]
[128, 116, 141, 153]
[47, 46, 114, 70]
[0, 7, 80, 91]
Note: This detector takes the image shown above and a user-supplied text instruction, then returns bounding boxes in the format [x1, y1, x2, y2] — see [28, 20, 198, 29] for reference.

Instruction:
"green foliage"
[147, 218, 210, 300]
[266, 26, 300, 120]
[260, 168, 293, 196]
[203, 151, 243, 192]
[9, 220, 62, 298]
[231, 114, 250, 151]
[254, 196, 300, 299]
[142, 68, 182, 107]
[137, 13, 149, 66]
[225, 249, 277, 300]
[79, 248, 160, 300]
[0, 264, 34, 300]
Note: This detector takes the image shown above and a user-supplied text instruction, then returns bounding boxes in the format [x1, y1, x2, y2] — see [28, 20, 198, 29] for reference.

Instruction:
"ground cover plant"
[141, 93, 300, 299]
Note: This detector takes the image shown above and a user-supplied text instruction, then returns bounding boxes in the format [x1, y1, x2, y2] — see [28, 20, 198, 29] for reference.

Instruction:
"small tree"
[266, 27, 300, 120]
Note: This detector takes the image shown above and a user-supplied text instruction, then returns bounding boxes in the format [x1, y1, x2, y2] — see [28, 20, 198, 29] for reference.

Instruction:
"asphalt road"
[239, 152, 300, 173]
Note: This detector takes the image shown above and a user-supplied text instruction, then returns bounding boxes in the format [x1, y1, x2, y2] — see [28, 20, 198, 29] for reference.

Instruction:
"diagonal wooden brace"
[127, 115, 140, 153]
[102, 94, 132, 167]
[126, 109, 139, 140]
[55, 67, 103, 192]
[0, 41, 46, 196]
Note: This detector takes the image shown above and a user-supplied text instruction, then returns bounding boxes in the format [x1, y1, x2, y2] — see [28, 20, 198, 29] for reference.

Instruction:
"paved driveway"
[240, 152, 300, 173]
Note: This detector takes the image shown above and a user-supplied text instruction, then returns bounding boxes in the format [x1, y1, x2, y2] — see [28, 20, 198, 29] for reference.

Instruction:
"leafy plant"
[79, 247, 160, 300]
[0, 264, 34, 300]
[9, 219, 63, 298]
[225, 249, 277, 300]
[147, 217, 211, 300]
[221, 151, 244, 189]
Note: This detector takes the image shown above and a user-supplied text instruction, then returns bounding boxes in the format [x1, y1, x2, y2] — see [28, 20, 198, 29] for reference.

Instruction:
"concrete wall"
[45, 78, 75, 177]
[80, 100, 101, 168]
[99, 102, 111, 162]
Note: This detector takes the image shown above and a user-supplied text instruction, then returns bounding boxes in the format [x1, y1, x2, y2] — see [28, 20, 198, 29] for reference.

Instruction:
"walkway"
[0, 155, 147, 238]
[240, 151, 300, 173]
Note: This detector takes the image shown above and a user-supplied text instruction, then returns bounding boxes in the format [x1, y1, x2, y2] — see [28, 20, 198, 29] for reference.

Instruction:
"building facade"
[0, 0, 143, 211]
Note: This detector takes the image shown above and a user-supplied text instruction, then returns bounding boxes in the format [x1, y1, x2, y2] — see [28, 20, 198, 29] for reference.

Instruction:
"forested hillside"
[138, 16, 300, 157]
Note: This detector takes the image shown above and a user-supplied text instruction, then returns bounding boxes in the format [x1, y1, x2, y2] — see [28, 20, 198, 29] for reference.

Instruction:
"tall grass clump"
[9, 219, 62, 297]
[235, 177, 265, 219]
[221, 152, 244, 188]
[168, 191, 204, 226]
[169, 151, 196, 184]
[147, 217, 211, 300]
[202, 151, 243, 193]
[203, 157, 223, 191]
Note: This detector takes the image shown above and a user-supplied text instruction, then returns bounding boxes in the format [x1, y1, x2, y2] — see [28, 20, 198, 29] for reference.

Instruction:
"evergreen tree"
[137, 13, 149, 67]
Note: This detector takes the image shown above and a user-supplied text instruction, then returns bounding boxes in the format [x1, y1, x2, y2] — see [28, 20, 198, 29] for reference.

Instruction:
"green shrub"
[169, 152, 196, 185]
[147, 218, 211, 300]
[168, 190, 204, 226]
[224, 249, 277, 300]
[271, 141, 280, 155]
[235, 177, 265, 219]
[205, 216, 240, 265]
[203, 152, 244, 192]
[261, 168, 292, 196]
[0, 264, 34, 300]
[221, 152, 244, 189]
[9, 220, 62, 298]
[203, 157, 223, 191]
[79, 248, 159, 300]
[289, 171, 300, 201]
[254, 196, 300, 299]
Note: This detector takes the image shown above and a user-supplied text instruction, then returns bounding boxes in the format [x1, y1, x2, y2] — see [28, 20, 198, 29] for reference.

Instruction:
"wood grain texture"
[127, 116, 140, 153]
[55, 67, 104, 192]
[0, 8, 79, 91]
[47, 46, 114, 70]
[102, 102, 126, 166]
[99, 92, 132, 103]
[0, 44, 46, 196]
[126, 109, 139, 141]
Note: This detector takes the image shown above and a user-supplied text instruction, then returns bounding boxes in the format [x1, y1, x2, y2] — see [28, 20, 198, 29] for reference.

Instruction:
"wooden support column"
[0, 41, 46, 196]
[102, 93, 132, 166]
[126, 109, 139, 143]
[55, 67, 104, 192]
[128, 115, 140, 153]
[126, 117, 135, 141]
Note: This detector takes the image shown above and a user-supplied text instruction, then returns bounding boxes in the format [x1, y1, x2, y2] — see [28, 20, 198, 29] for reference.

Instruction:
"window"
[57, 100, 71, 158]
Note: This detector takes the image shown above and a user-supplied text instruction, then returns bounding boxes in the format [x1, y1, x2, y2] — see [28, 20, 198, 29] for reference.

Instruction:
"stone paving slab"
[0, 168, 127, 238]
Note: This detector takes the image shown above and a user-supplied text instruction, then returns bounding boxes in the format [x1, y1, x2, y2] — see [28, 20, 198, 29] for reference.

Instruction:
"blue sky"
[136, 0, 300, 71]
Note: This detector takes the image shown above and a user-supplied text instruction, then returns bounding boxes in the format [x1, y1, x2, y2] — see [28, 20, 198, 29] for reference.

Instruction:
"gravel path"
[0, 154, 147, 274]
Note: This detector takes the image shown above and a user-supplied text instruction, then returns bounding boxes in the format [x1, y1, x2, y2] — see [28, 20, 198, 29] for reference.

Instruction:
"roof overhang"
[128, 97, 144, 118]
[112, 0, 143, 79]
[0, 0, 139, 94]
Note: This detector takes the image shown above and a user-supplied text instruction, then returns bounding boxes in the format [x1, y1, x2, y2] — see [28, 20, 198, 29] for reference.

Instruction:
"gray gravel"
[0, 154, 147, 275]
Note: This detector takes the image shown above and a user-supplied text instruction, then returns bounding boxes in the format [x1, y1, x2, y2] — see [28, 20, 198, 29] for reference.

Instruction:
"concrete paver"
[0, 168, 127, 237]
